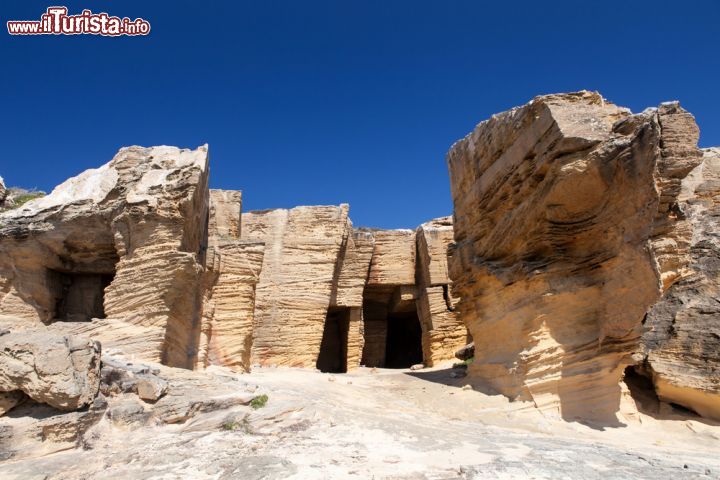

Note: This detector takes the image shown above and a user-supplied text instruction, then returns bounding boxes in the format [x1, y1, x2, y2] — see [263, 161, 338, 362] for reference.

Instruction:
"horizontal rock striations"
[447, 91, 703, 422]
[6, 90, 715, 426]
[0, 145, 463, 377]
[196, 189, 264, 372]
[241, 205, 351, 368]
[0, 145, 210, 368]
[640, 147, 720, 420]
[415, 217, 468, 366]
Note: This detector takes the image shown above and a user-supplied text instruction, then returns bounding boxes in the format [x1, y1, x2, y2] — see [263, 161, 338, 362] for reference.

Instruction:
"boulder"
[447, 91, 702, 421]
[0, 331, 101, 410]
[454, 342, 475, 361]
[136, 375, 168, 402]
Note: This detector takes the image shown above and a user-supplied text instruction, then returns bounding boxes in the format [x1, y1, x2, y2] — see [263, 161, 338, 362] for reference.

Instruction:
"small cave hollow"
[316, 307, 351, 373]
[48, 269, 115, 322]
[623, 365, 660, 412]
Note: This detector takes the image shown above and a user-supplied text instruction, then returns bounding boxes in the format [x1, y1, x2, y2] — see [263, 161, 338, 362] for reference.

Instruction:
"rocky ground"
[1, 362, 719, 479]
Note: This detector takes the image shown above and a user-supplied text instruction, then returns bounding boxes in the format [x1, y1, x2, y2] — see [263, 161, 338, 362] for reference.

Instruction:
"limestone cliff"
[196, 190, 264, 372]
[0, 145, 210, 368]
[640, 147, 720, 420]
[359, 222, 467, 369]
[447, 92, 702, 421]
[415, 217, 468, 366]
[241, 205, 351, 368]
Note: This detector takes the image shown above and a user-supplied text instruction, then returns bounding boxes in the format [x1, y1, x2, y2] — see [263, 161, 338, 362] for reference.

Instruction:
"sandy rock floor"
[1, 365, 719, 479]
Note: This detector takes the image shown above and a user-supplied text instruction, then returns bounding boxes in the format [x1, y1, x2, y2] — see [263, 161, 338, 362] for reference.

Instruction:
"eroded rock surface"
[241, 205, 351, 368]
[447, 91, 702, 421]
[0, 391, 24, 416]
[415, 217, 468, 366]
[0, 145, 210, 368]
[0, 351, 261, 462]
[640, 147, 720, 420]
[0, 330, 100, 411]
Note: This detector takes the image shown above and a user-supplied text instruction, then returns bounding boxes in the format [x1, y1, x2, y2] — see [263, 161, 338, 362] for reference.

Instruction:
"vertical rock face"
[196, 190, 264, 372]
[0, 145, 210, 369]
[359, 222, 467, 368]
[447, 92, 702, 421]
[641, 147, 720, 420]
[361, 229, 418, 368]
[329, 230, 375, 371]
[208, 189, 242, 240]
[1, 147, 461, 375]
[415, 217, 468, 366]
[241, 205, 350, 368]
[367, 230, 416, 286]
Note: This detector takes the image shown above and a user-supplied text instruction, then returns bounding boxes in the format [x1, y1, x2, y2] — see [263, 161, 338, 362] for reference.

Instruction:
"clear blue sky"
[1, 1, 718, 228]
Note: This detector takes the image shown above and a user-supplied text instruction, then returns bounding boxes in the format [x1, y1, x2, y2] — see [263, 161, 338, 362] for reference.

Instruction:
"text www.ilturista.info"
[7, 7, 150, 36]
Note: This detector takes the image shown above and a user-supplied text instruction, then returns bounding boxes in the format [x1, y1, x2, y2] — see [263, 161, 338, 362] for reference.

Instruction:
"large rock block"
[366, 229, 416, 286]
[415, 217, 468, 366]
[241, 205, 350, 368]
[208, 189, 242, 240]
[198, 240, 264, 372]
[195, 190, 265, 372]
[416, 216, 454, 287]
[0, 146, 210, 369]
[0, 331, 100, 411]
[331, 229, 375, 308]
[641, 148, 720, 420]
[447, 91, 702, 421]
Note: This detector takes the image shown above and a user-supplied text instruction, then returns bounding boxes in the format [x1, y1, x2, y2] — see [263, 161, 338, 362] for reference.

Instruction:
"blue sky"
[1, 1, 718, 228]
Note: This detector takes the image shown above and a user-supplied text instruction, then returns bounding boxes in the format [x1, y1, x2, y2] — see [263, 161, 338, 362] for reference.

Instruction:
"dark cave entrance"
[49, 270, 115, 322]
[361, 286, 424, 369]
[384, 311, 423, 368]
[316, 307, 350, 373]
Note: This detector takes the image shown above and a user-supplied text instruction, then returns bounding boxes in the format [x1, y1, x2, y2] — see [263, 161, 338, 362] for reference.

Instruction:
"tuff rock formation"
[415, 217, 468, 366]
[447, 91, 704, 421]
[0, 145, 210, 369]
[195, 190, 264, 372]
[639, 147, 720, 420]
[0, 330, 101, 411]
[241, 205, 352, 369]
[0, 347, 262, 461]
[0, 143, 463, 378]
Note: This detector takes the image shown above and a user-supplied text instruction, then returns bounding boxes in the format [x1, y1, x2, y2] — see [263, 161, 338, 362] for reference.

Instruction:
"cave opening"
[316, 307, 350, 373]
[49, 270, 115, 322]
[623, 365, 660, 412]
[360, 286, 424, 369]
[384, 310, 423, 368]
